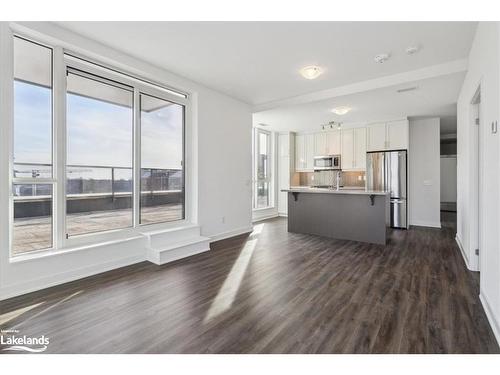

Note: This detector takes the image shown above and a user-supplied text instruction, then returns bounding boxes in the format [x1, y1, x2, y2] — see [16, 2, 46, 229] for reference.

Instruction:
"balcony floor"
[12, 204, 183, 256]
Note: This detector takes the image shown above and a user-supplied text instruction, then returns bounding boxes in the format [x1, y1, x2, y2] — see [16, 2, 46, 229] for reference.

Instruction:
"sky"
[14, 80, 183, 179]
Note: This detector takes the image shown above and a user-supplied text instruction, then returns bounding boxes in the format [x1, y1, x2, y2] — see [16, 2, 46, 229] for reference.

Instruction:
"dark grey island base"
[283, 188, 390, 245]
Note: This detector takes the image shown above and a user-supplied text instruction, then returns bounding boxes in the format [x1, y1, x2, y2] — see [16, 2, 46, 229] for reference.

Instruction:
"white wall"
[409, 118, 441, 228]
[456, 22, 500, 345]
[0, 22, 253, 299]
[198, 91, 253, 237]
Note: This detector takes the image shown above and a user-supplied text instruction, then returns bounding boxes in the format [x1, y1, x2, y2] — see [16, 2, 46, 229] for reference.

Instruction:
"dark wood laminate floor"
[1, 212, 498, 353]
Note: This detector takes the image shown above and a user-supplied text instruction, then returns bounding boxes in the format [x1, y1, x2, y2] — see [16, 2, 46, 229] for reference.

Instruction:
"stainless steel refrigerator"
[366, 150, 407, 229]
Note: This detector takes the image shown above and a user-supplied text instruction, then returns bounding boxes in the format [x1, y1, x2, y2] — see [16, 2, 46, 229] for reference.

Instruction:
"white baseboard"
[253, 213, 279, 223]
[0, 254, 144, 301]
[480, 293, 500, 348]
[455, 234, 471, 270]
[278, 213, 288, 217]
[410, 220, 441, 228]
[208, 226, 253, 242]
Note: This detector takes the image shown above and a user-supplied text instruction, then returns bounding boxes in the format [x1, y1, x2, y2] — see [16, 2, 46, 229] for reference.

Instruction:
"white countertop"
[283, 187, 390, 196]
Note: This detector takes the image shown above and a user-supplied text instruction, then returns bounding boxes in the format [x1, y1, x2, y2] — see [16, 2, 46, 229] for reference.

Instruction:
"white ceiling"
[253, 72, 464, 134]
[55, 21, 477, 106]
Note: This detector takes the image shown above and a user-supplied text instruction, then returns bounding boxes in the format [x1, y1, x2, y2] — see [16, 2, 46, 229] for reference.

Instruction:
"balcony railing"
[13, 162, 183, 198]
[12, 162, 184, 219]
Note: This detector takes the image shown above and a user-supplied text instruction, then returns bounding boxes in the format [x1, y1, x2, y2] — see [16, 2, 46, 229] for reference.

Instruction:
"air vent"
[397, 86, 418, 93]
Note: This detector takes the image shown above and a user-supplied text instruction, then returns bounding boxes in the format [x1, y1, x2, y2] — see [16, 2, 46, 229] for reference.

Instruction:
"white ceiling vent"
[397, 86, 419, 93]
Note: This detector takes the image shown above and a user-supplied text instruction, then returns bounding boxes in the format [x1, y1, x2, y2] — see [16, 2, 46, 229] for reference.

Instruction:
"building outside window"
[10, 35, 188, 256]
[253, 128, 272, 209]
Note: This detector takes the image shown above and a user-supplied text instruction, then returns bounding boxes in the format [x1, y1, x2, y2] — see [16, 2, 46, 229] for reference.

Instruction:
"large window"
[253, 128, 272, 209]
[12, 37, 53, 254]
[140, 93, 184, 224]
[66, 69, 134, 236]
[9, 34, 188, 256]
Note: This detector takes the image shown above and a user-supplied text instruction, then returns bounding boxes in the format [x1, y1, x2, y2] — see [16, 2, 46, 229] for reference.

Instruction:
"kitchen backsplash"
[292, 171, 366, 187]
[342, 171, 366, 187]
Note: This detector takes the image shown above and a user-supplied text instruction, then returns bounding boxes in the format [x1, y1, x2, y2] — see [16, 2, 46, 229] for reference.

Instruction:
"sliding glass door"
[65, 69, 134, 236]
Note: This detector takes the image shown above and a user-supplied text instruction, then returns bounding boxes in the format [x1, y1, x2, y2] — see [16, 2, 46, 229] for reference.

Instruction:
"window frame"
[252, 127, 273, 210]
[7, 28, 192, 257]
[138, 91, 186, 226]
[10, 35, 56, 255]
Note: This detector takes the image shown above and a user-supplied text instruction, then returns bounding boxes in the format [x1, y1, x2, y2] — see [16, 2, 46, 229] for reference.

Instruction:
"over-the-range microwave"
[313, 155, 341, 170]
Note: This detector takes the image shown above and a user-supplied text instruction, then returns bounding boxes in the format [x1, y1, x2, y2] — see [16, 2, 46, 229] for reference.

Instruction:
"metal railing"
[13, 162, 183, 200]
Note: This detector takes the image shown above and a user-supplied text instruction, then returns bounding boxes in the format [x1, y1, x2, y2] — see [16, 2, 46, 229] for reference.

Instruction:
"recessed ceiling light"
[300, 65, 323, 80]
[406, 46, 420, 55]
[374, 53, 390, 64]
[331, 106, 351, 115]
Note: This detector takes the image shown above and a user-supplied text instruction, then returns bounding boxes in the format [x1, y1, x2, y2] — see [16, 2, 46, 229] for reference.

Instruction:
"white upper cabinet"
[305, 134, 315, 171]
[366, 123, 387, 151]
[314, 130, 341, 156]
[341, 129, 354, 170]
[327, 131, 341, 155]
[295, 134, 306, 171]
[353, 127, 367, 170]
[314, 132, 328, 156]
[387, 120, 409, 150]
[366, 120, 409, 151]
[295, 133, 315, 171]
[341, 127, 366, 171]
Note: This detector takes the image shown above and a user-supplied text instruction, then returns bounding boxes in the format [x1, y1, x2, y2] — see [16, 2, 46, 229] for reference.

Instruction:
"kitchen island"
[282, 188, 390, 245]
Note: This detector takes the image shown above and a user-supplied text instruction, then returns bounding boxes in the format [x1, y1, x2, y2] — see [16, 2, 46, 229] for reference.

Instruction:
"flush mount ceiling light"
[374, 53, 390, 64]
[331, 106, 351, 115]
[300, 65, 323, 80]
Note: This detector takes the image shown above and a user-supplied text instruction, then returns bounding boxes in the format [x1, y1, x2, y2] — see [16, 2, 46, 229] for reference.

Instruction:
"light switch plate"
[423, 180, 433, 186]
